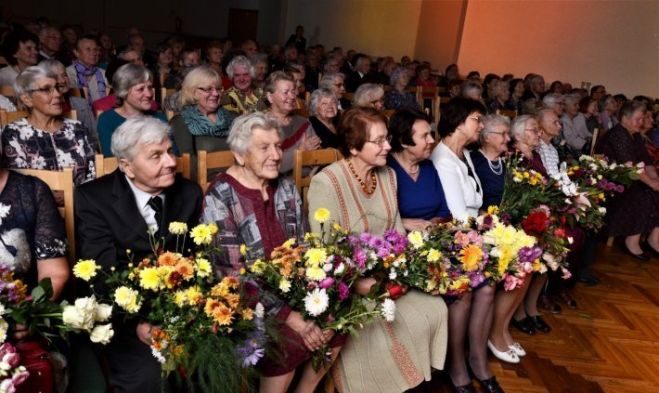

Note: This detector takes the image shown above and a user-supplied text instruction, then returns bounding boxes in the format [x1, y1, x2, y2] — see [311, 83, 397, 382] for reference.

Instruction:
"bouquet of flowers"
[0, 342, 29, 392]
[73, 222, 264, 393]
[519, 207, 571, 278]
[247, 208, 395, 370]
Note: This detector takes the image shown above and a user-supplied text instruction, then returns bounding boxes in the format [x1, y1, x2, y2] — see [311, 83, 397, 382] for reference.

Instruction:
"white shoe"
[487, 340, 520, 364]
[508, 342, 526, 357]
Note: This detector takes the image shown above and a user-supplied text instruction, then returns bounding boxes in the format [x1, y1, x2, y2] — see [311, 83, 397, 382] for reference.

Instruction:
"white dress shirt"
[125, 176, 165, 233]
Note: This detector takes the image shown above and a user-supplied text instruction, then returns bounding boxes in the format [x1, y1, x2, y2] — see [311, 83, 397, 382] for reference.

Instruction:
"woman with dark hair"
[438, 63, 460, 91]
[430, 97, 503, 393]
[506, 78, 525, 113]
[307, 107, 448, 393]
[414, 63, 436, 88]
[0, 30, 39, 86]
[388, 108, 450, 231]
[579, 96, 602, 134]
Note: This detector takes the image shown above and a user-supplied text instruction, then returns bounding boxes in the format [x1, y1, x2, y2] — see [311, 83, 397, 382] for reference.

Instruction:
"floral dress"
[0, 171, 66, 287]
[1, 118, 96, 185]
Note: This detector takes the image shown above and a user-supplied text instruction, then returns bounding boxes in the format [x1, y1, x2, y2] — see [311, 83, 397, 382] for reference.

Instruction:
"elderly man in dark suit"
[75, 116, 202, 393]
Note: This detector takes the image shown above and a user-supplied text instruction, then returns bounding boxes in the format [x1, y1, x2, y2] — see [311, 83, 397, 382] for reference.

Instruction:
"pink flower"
[504, 276, 522, 291]
[319, 277, 335, 289]
[2, 352, 20, 368]
[453, 232, 470, 248]
[337, 282, 350, 301]
[561, 267, 572, 280]
[0, 379, 16, 393]
[12, 368, 29, 386]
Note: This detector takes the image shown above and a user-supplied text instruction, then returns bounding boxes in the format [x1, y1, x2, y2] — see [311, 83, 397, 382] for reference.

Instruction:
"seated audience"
[2, 66, 96, 185]
[561, 93, 591, 155]
[580, 96, 602, 134]
[471, 114, 510, 210]
[598, 94, 619, 132]
[319, 72, 350, 111]
[263, 71, 319, 173]
[205, 40, 224, 76]
[0, 30, 39, 87]
[37, 26, 64, 63]
[163, 47, 201, 89]
[0, 94, 17, 111]
[307, 107, 448, 393]
[542, 93, 564, 117]
[487, 79, 511, 114]
[76, 117, 202, 393]
[461, 80, 484, 102]
[352, 83, 385, 111]
[506, 78, 525, 113]
[307, 88, 340, 148]
[598, 101, 659, 260]
[251, 52, 269, 90]
[522, 74, 545, 101]
[414, 63, 437, 88]
[97, 64, 167, 156]
[384, 66, 419, 110]
[66, 35, 108, 103]
[388, 108, 450, 231]
[222, 55, 264, 114]
[345, 53, 374, 92]
[170, 65, 235, 155]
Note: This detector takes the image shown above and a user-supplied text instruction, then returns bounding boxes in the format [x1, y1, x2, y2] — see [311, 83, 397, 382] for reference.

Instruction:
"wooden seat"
[196, 150, 234, 192]
[293, 148, 341, 213]
[589, 128, 600, 156]
[13, 168, 75, 262]
[68, 87, 83, 98]
[95, 153, 191, 179]
[498, 109, 517, 119]
[0, 85, 15, 99]
[0, 110, 28, 127]
[161, 87, 176, 109]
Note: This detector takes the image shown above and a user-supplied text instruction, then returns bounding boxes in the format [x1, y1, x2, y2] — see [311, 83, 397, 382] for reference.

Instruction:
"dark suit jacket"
[75, 169, 203, 268]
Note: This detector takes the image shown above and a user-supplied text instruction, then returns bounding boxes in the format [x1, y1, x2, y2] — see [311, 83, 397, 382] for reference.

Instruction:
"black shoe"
[478, 377, 505, 393]
[529, 315, 551, 333]
[577, 272, 599, 286]
[453, 382, 476, 393]
[624, 246, 650, 261]
[644, 242, 659, 258]
[511, 317, 536, 335]
[539, 295, 562, 314]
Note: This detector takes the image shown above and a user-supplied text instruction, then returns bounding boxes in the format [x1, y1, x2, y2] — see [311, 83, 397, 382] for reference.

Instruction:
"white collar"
[125, 175, 164, 208]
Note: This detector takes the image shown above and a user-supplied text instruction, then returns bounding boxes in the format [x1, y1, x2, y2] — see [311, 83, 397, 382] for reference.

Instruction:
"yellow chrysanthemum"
[204, 298, 221, 316]
[241, 308, 254, 321]
[208, 223, 219, 235]
[73, 259, 100, 281]
[449, 277, 471, 291]
[222, 276, 240, 290]
[407, 231, 424, 249]
[186, 286, 204, 305]
[304, 248, 327, 267]
[239, 244, 249, 256]
[168, 222, 188, 236]
[190, 224, 213, 246]
[427, 249, 442, 263]
[173, 290, 187, 307]
[313, 208, 331, 223]
[174, 260, 195, 280]
[281, 238, 296, 249]
[487, 205, 499, 215]
[249, 259, 266, 274]
[211, 283, 230, 298]
[224, 293, 240, 309]
[139, 267, 162, 291]
[114, 286, 141, 313]
[195, 258, 212, 278]
[459, 244, 483, 272]
[306, 266, 326, 281]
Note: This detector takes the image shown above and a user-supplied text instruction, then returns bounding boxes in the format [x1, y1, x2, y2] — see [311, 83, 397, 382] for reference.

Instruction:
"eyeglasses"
[468, 116, 483, 123]
[27, 85, 60, 95]
[525, 127, 541, 134]
[197, 86, 222, 94]
[488, 131, 508, 136]
[365, 135, 392, 147]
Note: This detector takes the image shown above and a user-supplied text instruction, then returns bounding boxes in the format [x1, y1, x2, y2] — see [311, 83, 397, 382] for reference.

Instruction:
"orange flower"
[222, 276, 240, 290]
[224, 293, 240, 309]
[157, 252, 179, 266]
[174, 259, 195, 280]
[204, 298, 221, 317]
[211, 283, 229, 298]
[459, 244, 483, 272]
[165, 271, 183, 288]
[212, 303, 234, 326]
[241, 308, 254, 321]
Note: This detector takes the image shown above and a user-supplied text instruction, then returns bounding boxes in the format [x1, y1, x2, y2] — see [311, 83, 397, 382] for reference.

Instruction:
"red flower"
[386, 282, 407, 300]
[522, 211, 549, 234]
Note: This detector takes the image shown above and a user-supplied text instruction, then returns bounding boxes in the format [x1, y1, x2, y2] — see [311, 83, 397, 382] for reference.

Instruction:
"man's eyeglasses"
[365, 135, 392, 147]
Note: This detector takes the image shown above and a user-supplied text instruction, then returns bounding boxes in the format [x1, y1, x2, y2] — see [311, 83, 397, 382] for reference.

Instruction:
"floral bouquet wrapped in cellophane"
[72, 222, 265, 393]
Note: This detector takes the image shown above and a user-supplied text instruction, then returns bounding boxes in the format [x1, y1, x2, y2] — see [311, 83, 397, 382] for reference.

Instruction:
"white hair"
[111, 117, 171, 160]
[227, 112, 283, 154]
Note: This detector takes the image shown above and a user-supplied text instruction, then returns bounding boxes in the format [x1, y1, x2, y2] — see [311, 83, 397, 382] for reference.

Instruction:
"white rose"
[254, 303, 265, 319]
[89, 324, 114, 345]
[62, 305, 93, 331]
[94, 304, 113, 322]
[334, 263, 345, 275]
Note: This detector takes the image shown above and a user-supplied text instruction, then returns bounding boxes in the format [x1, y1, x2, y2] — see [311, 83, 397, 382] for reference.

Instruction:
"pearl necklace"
[479, 149, 503, 176]
[346, 159, 377, 195]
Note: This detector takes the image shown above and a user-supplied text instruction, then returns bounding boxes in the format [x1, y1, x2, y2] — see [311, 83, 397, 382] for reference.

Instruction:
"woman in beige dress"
[308, 107, 448, 393]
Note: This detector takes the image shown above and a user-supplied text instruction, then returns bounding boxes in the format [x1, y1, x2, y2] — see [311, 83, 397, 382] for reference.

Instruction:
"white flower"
[0, 204, 10, 226]
[304, 288, 329, 317]
[279, 278, 291, 293]
[63, 296, 98, 331]
[254, 303, 264, 319]
[89, 324, 114, 345]
[0, 378, 14, 392]
[151, 346, 166, 364]
[323, 263, 333, 272]
[388, 270, 397, 280]
[381, 298, 396, 322]
[0, 319, 7, 344]
[334, 263, 345, 275]
[94, 304, 113, 322]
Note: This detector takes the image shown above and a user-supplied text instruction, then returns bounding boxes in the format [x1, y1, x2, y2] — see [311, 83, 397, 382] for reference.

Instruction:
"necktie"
[147, 196, 163, 237]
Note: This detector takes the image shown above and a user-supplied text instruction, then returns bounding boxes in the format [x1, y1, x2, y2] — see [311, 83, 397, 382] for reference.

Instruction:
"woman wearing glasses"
[97, 63, 168, 156]
[431, 97, 503, 393]
[169, 65, 235, 158]
[307, 107, 448, 393]
[353, 83, 385, 111]
[1, 66, 96, 185]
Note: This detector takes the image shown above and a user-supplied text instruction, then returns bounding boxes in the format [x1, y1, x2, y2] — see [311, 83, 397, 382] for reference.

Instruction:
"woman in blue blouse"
[387, 108, 450, 231]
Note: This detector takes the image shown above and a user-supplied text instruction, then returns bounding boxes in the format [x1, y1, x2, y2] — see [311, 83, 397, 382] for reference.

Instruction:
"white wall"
[284, 0, 423, 59]
[457, 0, 659, 97]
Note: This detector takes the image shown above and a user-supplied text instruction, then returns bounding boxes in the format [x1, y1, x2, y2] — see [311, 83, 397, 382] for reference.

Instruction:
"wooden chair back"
[95, 153, 191, 179]
[0, 85, 15, 99]
[589, 128, 600, 156]
[14, 168, 75, 262]
[293, 148, 341, 213]
[64, 110, 77, 121]
[165, 110, 175, 121]
[161, 87, 176, 109]
[498, 109, 517, 120]
[0, 110, 28, 127]
[68, 88, 83, 98]
[197, 150, 235, 192]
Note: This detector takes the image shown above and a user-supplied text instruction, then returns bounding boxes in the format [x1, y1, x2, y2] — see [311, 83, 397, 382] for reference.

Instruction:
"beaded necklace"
[346, 159, 377, 195]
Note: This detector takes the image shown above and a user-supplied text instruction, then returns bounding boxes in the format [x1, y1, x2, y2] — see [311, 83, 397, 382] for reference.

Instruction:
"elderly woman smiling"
[353, 83, 385, 111]
[97, 63, 167, 156]
[308, 88, 340, 148]
[222, 55, 263, 115]
[384, 66, 418, 110]
[2, 66, 96, 185]
[170, 65, 235, 155]
[200, 112, 337, 393]
[319, 72, 349, 111]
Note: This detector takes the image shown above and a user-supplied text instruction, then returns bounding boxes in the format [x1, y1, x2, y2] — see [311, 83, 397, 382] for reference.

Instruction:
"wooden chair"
[0, 110, 28, 127]
[161, 87, 176, 109]
[95, 153, 191, 179]
[498, 109, 517, 119]
[14, 168, 75, 262]
[165, 110, 176, 121]
[196, 150, 234, 192]
[68, 87, 83, 98]
[415, 86, 439, 107]
[589, 128, 600, 156]
[293, 148, 341, 213]
[63, 110, 77, 121]
[0, 85, 15, 99]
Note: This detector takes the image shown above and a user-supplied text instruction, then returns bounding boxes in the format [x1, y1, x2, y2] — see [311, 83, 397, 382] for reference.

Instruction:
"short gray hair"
[113, 64, 153, 106]
[480, 114, 510, 145]
[319, 72, 345, 90]
[38, 59, 66, 74]
[510, 114, 534, 141]
[14, 66, 57, 98]
[389, 66, 409, 86]
[542, 93, 563, 107]
[353, 83, 384, 107]
[227, 112, 283, 154]
[563, 93, 580, 106]
[461, 80, 482, 97]
[309, 88, 337, 116]
[226, 55, 255, 79]
[111, 117, 171, 161]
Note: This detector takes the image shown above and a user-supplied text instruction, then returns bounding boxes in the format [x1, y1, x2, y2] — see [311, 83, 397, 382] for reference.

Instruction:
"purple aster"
[237, 332, 266, 367]
[353, 248, 367, 269]
[338, 281, 350, 301]
[518, 246, 542, 264]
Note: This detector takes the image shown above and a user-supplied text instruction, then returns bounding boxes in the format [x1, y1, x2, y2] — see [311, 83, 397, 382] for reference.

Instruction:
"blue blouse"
[387, 156, 450, 220]
[470, 150, 505, 209]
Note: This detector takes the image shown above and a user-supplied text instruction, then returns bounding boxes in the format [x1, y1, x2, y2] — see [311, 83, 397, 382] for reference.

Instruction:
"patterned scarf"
[180, 105, 233, 137]
[73, 60, 107, 103]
